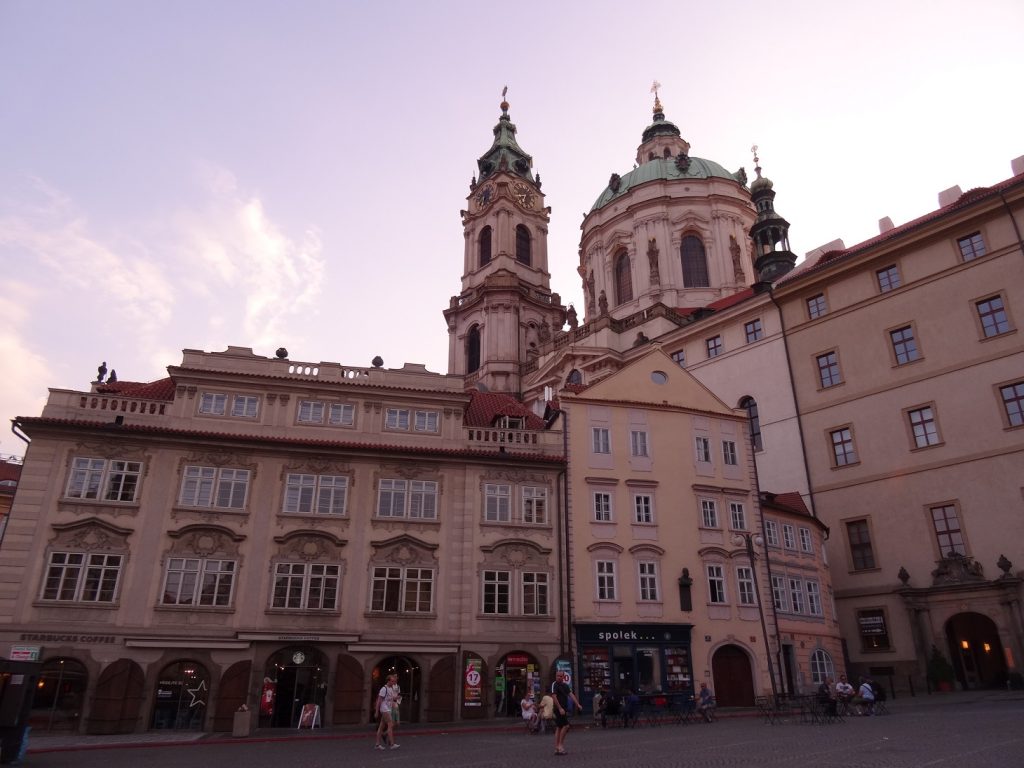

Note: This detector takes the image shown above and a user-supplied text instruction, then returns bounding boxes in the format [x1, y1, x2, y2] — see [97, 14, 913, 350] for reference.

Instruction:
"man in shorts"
[552, 671, 581, 756]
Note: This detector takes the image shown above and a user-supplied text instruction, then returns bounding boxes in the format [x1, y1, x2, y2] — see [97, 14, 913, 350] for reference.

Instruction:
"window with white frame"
[638, 561, 659, 601]
[199, 392, 227, 415]
[745, 318, 763, 343]
[736, 566, 756, 606]
[700, 499, 719, 528]
[908, 405, 941, 448]
[722, 440, 737, 466]
[931, 504, 966, 556]
[707, 564, 727, 604]
[830, 427, 858, 467]
[414, 410, 440, 432]
[284, 474, 349, 515]
[976, 295, 1011, 337]
[230, 395, 259, 418]
[809, 649, 835, 684]
[482, 570, 511, 614]
[876, 265, 901, 293]
[806, 580, 823, 616]
[958, 232, 986, 261]
[522, 572, 549, 615]
[179, 466, 249, 509]
[770, 574, 787, 611]
[384, 408, 411, 430]
[41, 552, 123, 602]
[1000, 381, 1024, 427]
[592, 427, 611, 454]
[593, 491, 613, 522]
[765, 519, 780, 546]
[729, 501, 746, 530]
[788, 578, 805, 613]
[161, 557, 236, 606]
[695, 436, 711, 463]
[782, 524, 796, 549]
[271, 562, 340, 610]
[522, 487, 548, 525]
[706, 335, 723, 358]
[806, 293, 828, 319]
[630, 430, 650, 457]
[298, 400, 326, 423]
[798, 527, 813, 553]
[377, 479, 438, 519]
[329, 403, 355, 426]
[596, 560, 617, 600]
[371, 566, 434, 613]
[633, 494, 654, 524]
[66, 457, 142, 502]
[484, 483, 512, 522]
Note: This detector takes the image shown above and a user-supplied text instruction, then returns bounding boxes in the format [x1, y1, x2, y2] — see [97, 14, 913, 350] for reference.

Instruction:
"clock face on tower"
[474, 184, 494, 209]
[512, 182, 535, 209]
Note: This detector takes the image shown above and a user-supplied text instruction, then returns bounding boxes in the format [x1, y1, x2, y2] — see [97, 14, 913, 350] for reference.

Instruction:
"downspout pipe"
[558, 406, 572, 658]
[997, 189, 1024, 256]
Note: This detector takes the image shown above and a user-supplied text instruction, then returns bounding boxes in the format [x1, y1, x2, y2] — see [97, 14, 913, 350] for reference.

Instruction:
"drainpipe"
[557, 407, 572, 658]
[997, 190, 1024, 256]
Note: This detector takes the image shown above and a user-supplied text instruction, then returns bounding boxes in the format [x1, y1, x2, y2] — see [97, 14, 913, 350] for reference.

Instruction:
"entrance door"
[711, 644, 755, 706]
[946, 612, 1007, 689]
[612, 646, 634, 694]
[371, 657, 420, 724]
[151, 660, 209, 730]
[31, 658, 88, 732]
[261, 647, 328, 728]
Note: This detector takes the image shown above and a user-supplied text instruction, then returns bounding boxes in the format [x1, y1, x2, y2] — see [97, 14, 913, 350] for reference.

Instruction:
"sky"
[2, 0, 1023, 460]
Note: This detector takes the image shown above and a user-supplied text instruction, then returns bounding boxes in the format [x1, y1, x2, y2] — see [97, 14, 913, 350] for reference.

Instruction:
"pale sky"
[2, 0, 1022, 459]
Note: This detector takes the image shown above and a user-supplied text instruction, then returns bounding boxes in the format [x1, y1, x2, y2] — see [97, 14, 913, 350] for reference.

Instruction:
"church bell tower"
[444, 92, 565, 394]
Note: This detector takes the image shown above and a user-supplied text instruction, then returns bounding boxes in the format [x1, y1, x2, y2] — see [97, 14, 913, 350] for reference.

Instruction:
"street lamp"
[733, 531, 779, 701]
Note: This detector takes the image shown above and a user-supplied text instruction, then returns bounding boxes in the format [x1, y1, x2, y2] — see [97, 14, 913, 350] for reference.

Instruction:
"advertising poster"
[463, 655, 483, 707]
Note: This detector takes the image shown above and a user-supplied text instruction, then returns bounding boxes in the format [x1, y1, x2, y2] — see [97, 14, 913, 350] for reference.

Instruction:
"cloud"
[0, 286, 53, 454]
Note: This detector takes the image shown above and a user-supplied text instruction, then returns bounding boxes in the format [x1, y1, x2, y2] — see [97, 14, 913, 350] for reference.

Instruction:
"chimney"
[878, 217, 895, 233]
[938, 185, 963, 208]
[804, 238, 847, 263]
[1012, 155, 1024, 176]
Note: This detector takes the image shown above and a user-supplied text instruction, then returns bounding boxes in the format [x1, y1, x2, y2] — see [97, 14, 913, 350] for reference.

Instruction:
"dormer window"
[496, 416, 524, 430]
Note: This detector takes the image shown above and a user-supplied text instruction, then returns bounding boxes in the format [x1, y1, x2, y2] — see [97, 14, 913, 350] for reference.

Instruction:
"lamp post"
[733, 531, 779, 701]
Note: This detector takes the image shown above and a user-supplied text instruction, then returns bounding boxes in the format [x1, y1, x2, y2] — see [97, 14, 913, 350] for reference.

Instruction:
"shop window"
[857, 608, 891, 650]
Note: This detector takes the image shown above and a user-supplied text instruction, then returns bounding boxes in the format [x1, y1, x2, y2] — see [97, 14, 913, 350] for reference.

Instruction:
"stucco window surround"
[826, 423, 860, 469]
[995, 378, 1024, 430]
[367, 535, 438, 617]
[158, 524, 246, 611]
[38, 518, 132, 607]
[625, 479, 659, 539]
[174, 453, 257, 515]
[588, 542, 624, 613]
[856, 606, 893, 652]
[267, 530, 347, 614]
[971, 291, 1015, 340]
[875, 264, 902, 294]
[280, 462, 354, 519]
[613, 248, 634, 306]
[903, 402, 944, 451]
[477, 539, 554, 619]
[956, 229, 988, 262]
[680, 233, 710, 288]
[373, 467, 444, 523]
[840, 516, 879, 574]
[805, 292, 829, 321]
[586, 477, 619, 527]
[478, 225, 493, 267]
[814, 348, 844, 390]
[925, 500, 970, 560]
[630, 543, 666, 602]
[515, 224, 532, 266]
[885, 321, 923, 367]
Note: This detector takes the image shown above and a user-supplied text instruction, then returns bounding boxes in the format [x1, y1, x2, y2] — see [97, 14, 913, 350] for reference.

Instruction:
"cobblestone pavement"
[25, 692, 1024, 768]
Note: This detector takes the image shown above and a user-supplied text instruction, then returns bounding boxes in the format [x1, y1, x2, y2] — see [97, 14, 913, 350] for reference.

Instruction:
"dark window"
[670, 350, 685, 367]
[830, 427, 858, 466]
[816, 351, 842, 388]
[976, 295, 1010, 337]
[681, 235, 709, 287]
[1000, 381, 1024, 427]
[479, 226, 492, 267]
[807, 293, 828, 319]
[614, 250, 633, 305]
[706, 336, 723, 358]
[846, 520, 875, 570]
[515, 224, 531, 266]
[857, 608, 890, 650]
[876, 265, 901, 293]
[958, 232, 986, 261]
[744, 319, 763, 343]
[890, 326, 920, 364]
[566, 369, 583, 385]
[740, 396, 762, 452]
[467, 325, 481, 373]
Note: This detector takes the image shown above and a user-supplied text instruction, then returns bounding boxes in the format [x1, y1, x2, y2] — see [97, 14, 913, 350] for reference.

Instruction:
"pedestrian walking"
[374, 673, 402, 750]
[552, 672, 581, 756]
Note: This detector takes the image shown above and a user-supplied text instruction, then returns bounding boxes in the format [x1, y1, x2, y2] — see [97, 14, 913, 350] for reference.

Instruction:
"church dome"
[590, 155, 743, 212]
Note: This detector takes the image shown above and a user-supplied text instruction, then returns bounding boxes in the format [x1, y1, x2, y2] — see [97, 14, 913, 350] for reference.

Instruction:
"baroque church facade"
[1, 92, 1021, 734]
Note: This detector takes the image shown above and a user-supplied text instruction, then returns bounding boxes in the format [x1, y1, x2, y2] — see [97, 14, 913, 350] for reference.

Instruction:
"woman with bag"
[374, 673, 402, 750]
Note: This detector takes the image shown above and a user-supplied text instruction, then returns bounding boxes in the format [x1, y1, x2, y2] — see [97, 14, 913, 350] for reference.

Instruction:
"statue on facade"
[729, 235, 744, 283]
[96, 361, 107, 383]
[598, 289, 609, 316]
[566, 304, 578, 330]
[647, 238, 661, 285]
[587, 270, 596, 315]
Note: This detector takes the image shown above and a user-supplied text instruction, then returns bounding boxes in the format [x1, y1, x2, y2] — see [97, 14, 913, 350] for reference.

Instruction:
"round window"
[651, 370, 668, 385]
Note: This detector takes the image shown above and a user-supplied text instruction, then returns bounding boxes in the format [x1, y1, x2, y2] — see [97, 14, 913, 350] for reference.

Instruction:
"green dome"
[590, 156, 745, 212]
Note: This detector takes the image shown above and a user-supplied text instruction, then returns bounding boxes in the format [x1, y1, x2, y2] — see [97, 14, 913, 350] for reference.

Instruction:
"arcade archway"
[370, 656, 420, 724]
[945, 612, 1007, 689]
[30, 657, 88, 732]
[151, 660, 209, 730]
[260, 646, 329, 727]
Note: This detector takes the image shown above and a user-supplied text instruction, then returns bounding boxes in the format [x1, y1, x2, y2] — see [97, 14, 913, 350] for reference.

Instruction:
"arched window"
[663, 148, 671, 158]
[681, 235, 710, 287]
[809, 649, 835, 685]
[515, 224, 531, 266]
[614, 250, 633, 305]
[479, 226, 492, 267]
[467, 325, 481, 374]
[739, 396, 762, 452]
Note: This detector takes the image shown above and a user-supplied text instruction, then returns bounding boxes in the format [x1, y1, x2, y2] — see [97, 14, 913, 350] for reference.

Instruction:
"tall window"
[729, 502, 746, 530]
[770, 574, 787, 611]
[876, 265, 901, 293]
[522, 572, 549, 616]
[42, 552, 123, 602]
[695, 436, 711, 463]
[958, 232, 986, 261]
[66, 458, 142, 502]
[593, 491, 612, 522]
[371, 566, 434, 613]
[467, 325, 481, 373]
[782, 524, 796, 549]
[806, 293, 828, 319]
[908, 406, 941, 448]
[846, 519, 876, 570]
[745, 318, 763, 343]
[179, 466, 249, 509]
[706, 335, 723, 358]
[1000, 381, 1024, 427]
[630, 430, 649, 457]
[638, 561, 659, 601]
[809, 649, 834, 684]
[700, 499, 718, 528]
[161, 558, 235, 606]
[858, 608, 890, 650]
[592, 427, 611, 454]
[272, 563, 339, 610]
[788, 578, 805, 613]
[614, 250, 633, 304]
[284, 474, 349, 515]
[722, 440, 737, 466]
[633, 494, 654, 524]
[596, 561, 617, 600]
[764, 520, 780, 547]
[830, 427, 858, 466]
[479, 225, 492, 267]
[976, 295, 1010, 337]
[890, 326, 920, 364]
[484, 483, 511, 522]
[736, 566, 755, 606]
[515, 224, 531, 265]
[806, 581, 823, 616]
[522, 487, 548, 525]
[706, 565, 727, 604]
[681, 235, 709, 287]
[799, 527, 813, 553]
[740, 396, 763, 451]
[931, 504, 966, 556]
[816, 351, 842, 388]
[378, 479, 439, 519]
[483, 570, 511, 614]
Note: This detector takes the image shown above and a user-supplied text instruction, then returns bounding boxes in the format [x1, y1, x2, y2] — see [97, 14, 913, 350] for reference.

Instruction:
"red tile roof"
[96, 378, 176, 400]
[464, 391, 547, 430]
[0, 461, 21, 484]
[705, 287, 756, 312]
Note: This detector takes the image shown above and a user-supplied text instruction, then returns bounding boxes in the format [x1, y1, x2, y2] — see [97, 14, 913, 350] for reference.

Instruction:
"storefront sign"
[576, 624, 692, 644]
[8, 646, 40, 661]
[463, 655, 483, 708]
[19, 633, 118, 644]
[506, 654, 529, 666]
[858, 615, 887, 635]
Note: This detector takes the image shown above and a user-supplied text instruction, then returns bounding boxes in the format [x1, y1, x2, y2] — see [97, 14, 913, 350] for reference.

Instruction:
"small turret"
[748, 146, 796, 283]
